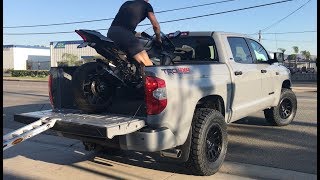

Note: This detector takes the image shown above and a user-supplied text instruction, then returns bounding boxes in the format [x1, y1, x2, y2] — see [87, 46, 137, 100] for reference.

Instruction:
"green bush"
[57, 60, 83, 67]
[57, 61, 69, 67]
[11, 70, 50, 77]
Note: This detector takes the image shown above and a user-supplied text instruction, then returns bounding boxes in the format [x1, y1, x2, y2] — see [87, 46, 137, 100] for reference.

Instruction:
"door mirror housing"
[268, 52, 284, 64]
[173, 31, 181, 38]
[274, 52, 284, 63]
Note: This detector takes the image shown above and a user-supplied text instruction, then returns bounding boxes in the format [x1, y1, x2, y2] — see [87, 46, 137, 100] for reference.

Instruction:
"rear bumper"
[14, 109, 177, 152]
[119, 127, 177, 152]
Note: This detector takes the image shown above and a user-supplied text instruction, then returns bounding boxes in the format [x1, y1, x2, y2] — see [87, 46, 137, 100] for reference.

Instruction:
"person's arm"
[147, 12, 161, 42]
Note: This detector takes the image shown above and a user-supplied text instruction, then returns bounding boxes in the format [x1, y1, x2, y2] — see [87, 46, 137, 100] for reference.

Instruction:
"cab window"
[247, 39, 269, 63]
[170, 36, 218, 62]
[227, 37, 253, 64]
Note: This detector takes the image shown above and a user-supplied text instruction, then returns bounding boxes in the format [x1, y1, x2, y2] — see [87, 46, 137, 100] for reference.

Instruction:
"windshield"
[141, 27, 175, 53]
[142, 27, 167, 38]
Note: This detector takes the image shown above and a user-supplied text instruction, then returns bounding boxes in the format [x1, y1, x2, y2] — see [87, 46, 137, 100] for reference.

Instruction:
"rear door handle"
[261, 70, 267, 73]
[235, 71, 243, 76]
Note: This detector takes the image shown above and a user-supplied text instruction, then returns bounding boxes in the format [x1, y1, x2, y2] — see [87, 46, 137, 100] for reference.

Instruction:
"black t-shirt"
[111, 0, 154, 33]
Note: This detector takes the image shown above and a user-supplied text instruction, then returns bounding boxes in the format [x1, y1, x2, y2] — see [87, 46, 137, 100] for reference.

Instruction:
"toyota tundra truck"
[14, 31, 297, 176]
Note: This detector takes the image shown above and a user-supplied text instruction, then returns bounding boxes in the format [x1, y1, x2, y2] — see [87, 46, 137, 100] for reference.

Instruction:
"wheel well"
[196, 95, 225, 117]
[282, 80, 291, 89]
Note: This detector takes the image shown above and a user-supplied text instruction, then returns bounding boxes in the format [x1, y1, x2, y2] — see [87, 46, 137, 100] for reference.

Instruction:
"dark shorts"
[107, 26, 144, 57]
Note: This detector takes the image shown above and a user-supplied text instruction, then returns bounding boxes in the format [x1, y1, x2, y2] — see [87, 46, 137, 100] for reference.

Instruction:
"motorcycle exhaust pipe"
[160, 148, 182, 159]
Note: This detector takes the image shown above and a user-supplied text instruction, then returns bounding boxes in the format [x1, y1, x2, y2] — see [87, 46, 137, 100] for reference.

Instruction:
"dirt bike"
[73, 28, 180, 113]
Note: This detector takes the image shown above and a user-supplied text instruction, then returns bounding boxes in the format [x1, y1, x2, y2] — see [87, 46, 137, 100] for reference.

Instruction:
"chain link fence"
[26, 60, 50, 70]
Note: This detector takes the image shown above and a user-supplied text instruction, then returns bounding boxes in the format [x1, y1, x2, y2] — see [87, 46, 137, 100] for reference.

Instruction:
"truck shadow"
[93, 149, 193, 175]
[3, 106, 317, 175]
[233, 116, 317, 127]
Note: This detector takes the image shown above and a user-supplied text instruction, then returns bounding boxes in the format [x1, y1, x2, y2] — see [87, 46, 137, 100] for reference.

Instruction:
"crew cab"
[14, 31, 297, 176]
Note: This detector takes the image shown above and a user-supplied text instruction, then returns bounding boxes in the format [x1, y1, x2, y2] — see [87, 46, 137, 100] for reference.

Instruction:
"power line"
[4, 0, 294, 36]
[261, 30, 316, 34]
[141, 0, 294, 25]
[3, 0, 238, 29]
[262, 38, 315, 43]
[260, 0, 312, 32]
[156, 0, 238, 13]
[247, 30, 316, 35]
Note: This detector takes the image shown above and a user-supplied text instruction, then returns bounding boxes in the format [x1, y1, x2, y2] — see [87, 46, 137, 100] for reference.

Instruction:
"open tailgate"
[14, 109, 145, 139]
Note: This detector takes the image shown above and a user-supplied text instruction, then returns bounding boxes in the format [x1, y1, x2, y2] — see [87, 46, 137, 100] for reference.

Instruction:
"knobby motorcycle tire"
[72, 62, 114, 113]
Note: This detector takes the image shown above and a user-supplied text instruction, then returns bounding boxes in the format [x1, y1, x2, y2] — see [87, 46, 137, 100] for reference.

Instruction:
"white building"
[50, 40, 100, 67]
[3, 45, 50, 70]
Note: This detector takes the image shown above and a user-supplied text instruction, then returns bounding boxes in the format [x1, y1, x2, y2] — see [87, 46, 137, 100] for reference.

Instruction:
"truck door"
[226, 37, 263, 121]
[246, 38, 276, 107]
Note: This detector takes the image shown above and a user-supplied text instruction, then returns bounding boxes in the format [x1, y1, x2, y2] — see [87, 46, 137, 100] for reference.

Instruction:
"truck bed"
[49, 66, 146, 117]
[13, 66, 148, 147]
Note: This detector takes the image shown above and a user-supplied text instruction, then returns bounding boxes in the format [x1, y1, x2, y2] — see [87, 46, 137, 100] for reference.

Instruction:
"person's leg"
[133, 50, 153, 66]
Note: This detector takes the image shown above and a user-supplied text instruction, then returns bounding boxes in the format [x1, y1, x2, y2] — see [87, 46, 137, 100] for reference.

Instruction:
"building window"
[54, 42, 66, 48]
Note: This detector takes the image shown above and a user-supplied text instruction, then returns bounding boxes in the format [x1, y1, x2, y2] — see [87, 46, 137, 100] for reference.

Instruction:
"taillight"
[75, 30, 87, 41]
[48, 75, 54, 109]
[145, 76, 167, 115]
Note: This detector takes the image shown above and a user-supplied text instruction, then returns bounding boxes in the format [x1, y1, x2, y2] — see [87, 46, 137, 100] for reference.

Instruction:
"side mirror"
[273, 52, 284, 63]
[173, 31, 181, 38]
[141, 32, 151, 39]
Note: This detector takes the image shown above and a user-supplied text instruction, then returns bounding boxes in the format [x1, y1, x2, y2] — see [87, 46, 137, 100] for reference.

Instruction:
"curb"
[220, 161, 317, 180]
[292, 87, 317, 93]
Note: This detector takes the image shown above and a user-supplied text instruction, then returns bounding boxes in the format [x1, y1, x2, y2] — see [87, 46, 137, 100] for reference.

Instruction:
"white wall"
[50, 43, 98, 67]
[3, 48, 14, 70]
[13, 48, 50, 70]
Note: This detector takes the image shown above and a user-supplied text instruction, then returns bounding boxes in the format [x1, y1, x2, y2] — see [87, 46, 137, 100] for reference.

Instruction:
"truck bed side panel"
[145, 64, 231, 146]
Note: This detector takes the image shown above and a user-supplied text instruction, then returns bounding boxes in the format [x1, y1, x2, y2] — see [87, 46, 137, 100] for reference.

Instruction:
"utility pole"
[258, 30, 261, 42]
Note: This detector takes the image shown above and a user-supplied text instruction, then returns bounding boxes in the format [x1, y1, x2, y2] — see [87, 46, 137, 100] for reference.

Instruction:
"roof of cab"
[180, 31, 256, 40]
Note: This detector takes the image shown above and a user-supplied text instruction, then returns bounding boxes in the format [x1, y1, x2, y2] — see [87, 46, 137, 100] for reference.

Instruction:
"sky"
[3, 0, 318, 55]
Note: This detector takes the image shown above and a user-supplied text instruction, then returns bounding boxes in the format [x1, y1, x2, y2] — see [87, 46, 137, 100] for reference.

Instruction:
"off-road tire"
[186, 108, 228, 176]
[73, 62, 114, 113]
[264, 88, 297, 126]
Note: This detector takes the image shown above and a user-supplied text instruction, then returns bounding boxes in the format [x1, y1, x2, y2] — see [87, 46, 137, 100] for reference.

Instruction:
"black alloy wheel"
[73, 62, 114, 113]
[206, 125, 222, 162]
[82, 73, 111, 105]
[279, 98, 293, 119]
[264, 88, 297, 126]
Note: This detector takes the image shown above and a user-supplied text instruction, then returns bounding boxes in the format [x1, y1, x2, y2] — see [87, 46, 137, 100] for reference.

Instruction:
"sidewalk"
[292, 82, 317, 92]
[3, 128, 317, 180]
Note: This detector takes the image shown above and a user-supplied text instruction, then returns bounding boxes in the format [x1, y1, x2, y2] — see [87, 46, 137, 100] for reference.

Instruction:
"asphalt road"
[3, 81, 317, 178]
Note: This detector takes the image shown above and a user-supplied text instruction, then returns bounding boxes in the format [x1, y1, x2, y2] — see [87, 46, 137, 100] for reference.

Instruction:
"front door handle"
[261, 69, 267, 73]
[235, 71, 243, 76]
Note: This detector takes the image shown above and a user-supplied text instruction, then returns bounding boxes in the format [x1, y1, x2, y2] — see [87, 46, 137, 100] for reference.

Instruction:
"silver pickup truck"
[15, 31, 297, 176]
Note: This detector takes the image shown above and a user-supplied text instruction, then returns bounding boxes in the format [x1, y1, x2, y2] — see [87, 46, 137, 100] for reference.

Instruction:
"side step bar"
[3, 117, 60, 151]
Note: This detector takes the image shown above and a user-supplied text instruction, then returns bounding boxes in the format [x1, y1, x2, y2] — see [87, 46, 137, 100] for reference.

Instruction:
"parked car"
[307, 68, 315, 73]
[288, 67, 299, 74]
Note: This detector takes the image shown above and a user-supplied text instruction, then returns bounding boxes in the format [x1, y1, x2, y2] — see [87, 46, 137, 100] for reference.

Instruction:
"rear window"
[170, 36, 218, 62]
